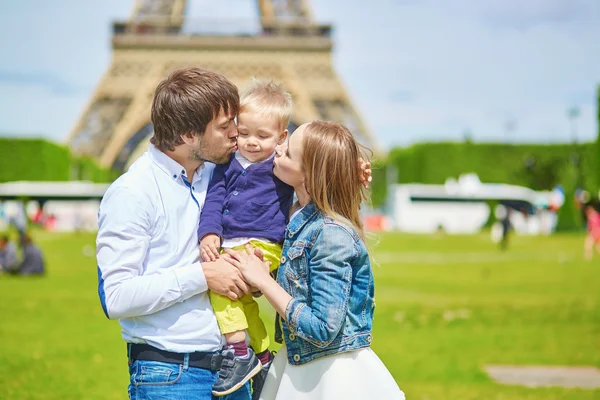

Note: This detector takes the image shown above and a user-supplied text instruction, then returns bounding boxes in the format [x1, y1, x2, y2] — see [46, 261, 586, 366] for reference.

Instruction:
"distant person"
[0, 235, 18, 272]
[500, 206, 512, 251]
[15, 233, 45, 275]
[584, 205, 600, 260]
[11, 201, 28, 244]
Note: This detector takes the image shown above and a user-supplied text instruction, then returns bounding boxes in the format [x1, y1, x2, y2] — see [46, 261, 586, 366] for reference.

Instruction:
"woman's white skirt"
[259, 346, 406, 400]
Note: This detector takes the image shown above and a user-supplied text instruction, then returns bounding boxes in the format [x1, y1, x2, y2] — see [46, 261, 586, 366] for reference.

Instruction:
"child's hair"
[240, 78, 293, 131]
[301, 121, 369, 240]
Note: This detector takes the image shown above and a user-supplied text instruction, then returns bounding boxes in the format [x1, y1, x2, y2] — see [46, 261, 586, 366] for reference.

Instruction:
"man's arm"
[97, 186, 207, 320]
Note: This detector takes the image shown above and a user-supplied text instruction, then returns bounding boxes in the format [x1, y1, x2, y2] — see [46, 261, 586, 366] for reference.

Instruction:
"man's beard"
[190, 141, 232, 165]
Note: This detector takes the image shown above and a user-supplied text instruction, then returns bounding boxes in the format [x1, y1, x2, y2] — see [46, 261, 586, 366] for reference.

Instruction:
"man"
[0, 235, 18, 272]
[96, 67, 252, 399]
[500, 205, 512, 251]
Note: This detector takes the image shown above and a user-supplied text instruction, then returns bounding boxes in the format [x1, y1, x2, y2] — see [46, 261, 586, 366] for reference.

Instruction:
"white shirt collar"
[148, 145, 205, 183]
[235, 150, 276, 170]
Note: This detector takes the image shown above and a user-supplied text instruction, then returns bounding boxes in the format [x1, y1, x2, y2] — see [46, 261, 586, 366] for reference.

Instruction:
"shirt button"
[293, 354, 300, 362]
[172, 174, 177, 179]
[289, 333, 295, 341]
[280, 256, 286, 264]
[181, 169, 185, 175]
[233, 191, 239, 196]
[224, 210, 229, 215]
[242, 170, 247, 176]
[192, 186, 195, 190]
[288, 233, 293, 238]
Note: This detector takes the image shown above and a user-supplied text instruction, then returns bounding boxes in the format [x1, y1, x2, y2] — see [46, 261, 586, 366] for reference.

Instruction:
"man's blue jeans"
[128, 357, 251, 399]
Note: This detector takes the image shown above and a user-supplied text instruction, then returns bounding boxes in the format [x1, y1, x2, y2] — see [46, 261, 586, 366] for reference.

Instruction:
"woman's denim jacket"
[274, 202, 375, 365]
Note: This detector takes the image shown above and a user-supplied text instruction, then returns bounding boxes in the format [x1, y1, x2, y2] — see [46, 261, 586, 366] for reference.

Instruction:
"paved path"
[485, 365, 600, 389]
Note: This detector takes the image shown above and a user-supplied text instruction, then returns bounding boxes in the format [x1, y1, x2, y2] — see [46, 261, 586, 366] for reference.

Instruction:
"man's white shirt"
[96, 145, 222, 352]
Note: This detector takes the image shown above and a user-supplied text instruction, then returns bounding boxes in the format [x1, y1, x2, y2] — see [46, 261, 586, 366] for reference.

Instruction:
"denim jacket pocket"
[132, 360, 183, 386]
[285, 243, 307, 277]
[284, 244, 309, 299]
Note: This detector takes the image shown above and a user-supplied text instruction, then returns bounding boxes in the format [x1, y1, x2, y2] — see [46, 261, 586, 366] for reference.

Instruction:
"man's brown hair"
[150, 67, 239, 151]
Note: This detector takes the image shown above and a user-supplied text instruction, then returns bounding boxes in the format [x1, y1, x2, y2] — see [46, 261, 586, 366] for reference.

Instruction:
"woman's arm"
[255, 275, 294, 317]
[283, 224, 355, 348]
[223, 245, 293, 316]
[226, 226, 357, 348]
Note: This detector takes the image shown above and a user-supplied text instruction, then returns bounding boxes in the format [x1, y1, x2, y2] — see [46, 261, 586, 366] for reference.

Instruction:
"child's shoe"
[212, 348, 262, 397]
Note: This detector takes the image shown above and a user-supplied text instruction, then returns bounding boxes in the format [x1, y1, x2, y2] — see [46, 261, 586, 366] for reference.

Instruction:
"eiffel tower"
[67, 0, 380, 171]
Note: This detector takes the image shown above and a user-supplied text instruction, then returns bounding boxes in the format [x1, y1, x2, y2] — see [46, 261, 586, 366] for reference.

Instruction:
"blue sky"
[0, 0, 599, 149]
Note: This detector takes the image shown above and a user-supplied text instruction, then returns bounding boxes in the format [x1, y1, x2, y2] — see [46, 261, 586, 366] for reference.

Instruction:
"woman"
[584, 204, 600, 260]
[223, 121, 405, 399]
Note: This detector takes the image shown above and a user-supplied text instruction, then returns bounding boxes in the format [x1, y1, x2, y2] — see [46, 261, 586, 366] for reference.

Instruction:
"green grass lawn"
[1, 230, 599, 399]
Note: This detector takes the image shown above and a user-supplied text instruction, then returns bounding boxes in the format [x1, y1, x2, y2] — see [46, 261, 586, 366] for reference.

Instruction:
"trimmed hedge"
[0, 138, 118, 183]
[387, 142, 596, 191]
[370, 141, 596, 232]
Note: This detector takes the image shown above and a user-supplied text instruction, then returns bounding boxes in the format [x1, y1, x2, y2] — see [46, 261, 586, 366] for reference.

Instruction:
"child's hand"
[358, 158, 372, 189]
[200, 234, 221, 262]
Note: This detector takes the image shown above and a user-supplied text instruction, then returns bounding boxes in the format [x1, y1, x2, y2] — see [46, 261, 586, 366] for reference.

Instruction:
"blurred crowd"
[0, 232, 45, 276]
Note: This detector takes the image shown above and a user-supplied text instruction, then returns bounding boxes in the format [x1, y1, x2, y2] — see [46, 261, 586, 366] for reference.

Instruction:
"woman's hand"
[223, 244, 272, 289]
[358, 158, 372, 189]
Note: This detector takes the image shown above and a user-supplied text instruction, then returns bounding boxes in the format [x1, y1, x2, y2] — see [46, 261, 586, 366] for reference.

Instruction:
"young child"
[198, 79, 295, 397]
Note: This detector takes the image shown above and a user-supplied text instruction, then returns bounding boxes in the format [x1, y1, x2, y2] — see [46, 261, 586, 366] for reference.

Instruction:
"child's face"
[236, 111, 287, 163]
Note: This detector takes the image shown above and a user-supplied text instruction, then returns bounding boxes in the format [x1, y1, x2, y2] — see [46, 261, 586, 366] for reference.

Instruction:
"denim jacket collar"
[287, 201, 319, 237]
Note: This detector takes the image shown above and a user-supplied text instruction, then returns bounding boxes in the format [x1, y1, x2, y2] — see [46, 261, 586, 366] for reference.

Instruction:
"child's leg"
[240, 294, 270, 354]
[210, 291, 262, 396]
[242, 241, 283, 361]
[209, 291, 249, 354]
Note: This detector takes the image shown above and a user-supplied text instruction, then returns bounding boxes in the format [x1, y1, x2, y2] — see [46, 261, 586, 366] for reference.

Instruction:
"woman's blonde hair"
[301, 121, 369, 239]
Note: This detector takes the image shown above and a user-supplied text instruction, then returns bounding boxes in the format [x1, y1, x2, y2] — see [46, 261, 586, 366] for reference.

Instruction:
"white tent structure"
[0, 181, 110, 232]
[388, 174, 562, 235]
[0, 181, 109, 201]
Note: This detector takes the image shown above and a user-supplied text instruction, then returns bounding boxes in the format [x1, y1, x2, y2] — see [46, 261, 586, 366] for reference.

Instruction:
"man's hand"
[200, 234, 221, 262]
[202, 257, 251, 300]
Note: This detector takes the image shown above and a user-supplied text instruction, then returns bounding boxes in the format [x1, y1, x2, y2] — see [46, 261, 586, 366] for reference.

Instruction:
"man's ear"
[278, 129, 289, 145]
[181, 131, 196, 146]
